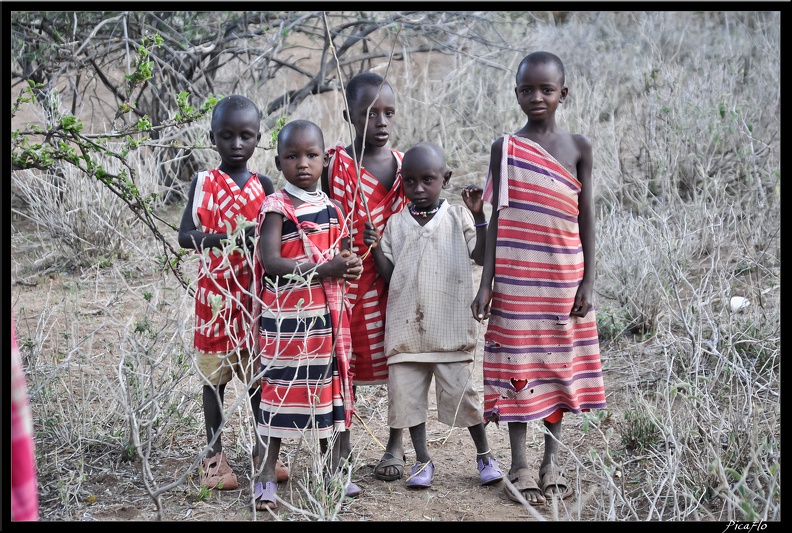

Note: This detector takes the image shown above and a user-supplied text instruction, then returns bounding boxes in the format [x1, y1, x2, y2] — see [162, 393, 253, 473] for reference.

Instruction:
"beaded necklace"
[284, 182, 325, 204]
[408, 200, 443, 218]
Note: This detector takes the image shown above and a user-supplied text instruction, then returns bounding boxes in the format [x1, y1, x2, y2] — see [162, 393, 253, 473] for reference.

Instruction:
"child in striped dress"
[253, 120, 363, 510]
[471, 52, 607, 505]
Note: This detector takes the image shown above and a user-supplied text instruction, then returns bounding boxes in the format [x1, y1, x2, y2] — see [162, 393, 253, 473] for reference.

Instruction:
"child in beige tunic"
[363, 141, 504, 489]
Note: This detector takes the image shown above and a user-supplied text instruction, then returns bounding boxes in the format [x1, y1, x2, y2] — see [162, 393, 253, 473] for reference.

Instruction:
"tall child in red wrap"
[321, 72, 407, 481]
[253, 120, 363, 510]
[179, 94, 286, 490]
[471, 52, 607, 505]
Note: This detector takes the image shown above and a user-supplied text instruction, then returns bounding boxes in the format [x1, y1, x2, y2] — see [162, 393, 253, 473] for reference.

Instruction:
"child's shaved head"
[403, 141, 446, 171]
[517, 51, 566, 85]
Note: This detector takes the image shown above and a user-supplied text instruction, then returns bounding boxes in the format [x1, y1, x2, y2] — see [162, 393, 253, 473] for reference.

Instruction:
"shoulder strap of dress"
[327, 145, 338, 167]
[194, 169, 211, 188]
[392, 149, 404, 165]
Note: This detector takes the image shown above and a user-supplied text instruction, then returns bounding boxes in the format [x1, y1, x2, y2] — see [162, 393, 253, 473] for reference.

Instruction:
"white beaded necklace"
[284, 182, 325, 204]
[408, 200, 443, 218]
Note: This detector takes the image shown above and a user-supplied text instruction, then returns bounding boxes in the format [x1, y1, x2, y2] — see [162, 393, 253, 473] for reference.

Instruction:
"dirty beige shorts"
[197, 349, 258, 388]
[387, 360, 484, 429]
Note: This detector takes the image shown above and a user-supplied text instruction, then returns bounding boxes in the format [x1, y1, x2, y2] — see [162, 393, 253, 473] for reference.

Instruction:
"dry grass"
[10, 11, 779, 522]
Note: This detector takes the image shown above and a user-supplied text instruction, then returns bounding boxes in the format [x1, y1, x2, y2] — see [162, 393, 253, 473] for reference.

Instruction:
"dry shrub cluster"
[10, 11, 779, 521]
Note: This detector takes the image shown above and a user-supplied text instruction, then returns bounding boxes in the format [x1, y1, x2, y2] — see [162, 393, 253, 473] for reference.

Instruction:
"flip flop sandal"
[345, 481, 362, 498]
[540, 464, 573, 500]
[374, 452, 406, 481]
[253, 481, 278, 510]
[505, 467, 545, 505]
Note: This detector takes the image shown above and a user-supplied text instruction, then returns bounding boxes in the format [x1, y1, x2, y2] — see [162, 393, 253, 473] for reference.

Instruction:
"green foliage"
[120, 441, 136, 462]
[621, 406, 661, 452]
[124, 36, 161, 88]
[174, 92, 218, 123]
[10, 33, 217, 285]
[270, 117, 288, 149]
[596, 305, 631, 341]
[190, 485, 213, 502]
[134, 116, 153, 132]
[581, 409, 611, 433]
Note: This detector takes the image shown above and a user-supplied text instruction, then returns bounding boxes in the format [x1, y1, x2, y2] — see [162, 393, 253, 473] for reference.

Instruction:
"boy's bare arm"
[259, 174, 275, 196]
[462, 185, 487, 266]
[471, 137, 503, 321]
[571, 133, 595, 317]
[258, 211, 361, 281]
[178, 175, 253, 252]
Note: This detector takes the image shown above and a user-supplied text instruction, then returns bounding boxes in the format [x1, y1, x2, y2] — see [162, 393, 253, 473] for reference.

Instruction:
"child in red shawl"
[321, 71, 408, 482]
[178, 95, 285, 490]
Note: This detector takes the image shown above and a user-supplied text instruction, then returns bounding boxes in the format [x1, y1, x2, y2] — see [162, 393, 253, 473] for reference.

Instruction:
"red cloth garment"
[254, 190, 354, 436]
[482, 134, 607, 423]
[190, 169, 265, 354]
[11, 313, 39, 521]
[325, 144, 405, 385]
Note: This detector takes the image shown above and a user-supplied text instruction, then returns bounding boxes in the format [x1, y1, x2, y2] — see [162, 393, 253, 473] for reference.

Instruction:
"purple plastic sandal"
[477, 457, 505, 485]
[253, 481, 278, 510]
[326, 474, 362, 498]
[405, 461, 435, 489]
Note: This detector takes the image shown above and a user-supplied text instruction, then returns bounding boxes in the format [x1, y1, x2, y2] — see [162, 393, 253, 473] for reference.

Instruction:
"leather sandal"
[201, 451, 239, 490]
[540, 464, 573, 500]
[375, 452, 406, 481]
[275, 458, 289, 483]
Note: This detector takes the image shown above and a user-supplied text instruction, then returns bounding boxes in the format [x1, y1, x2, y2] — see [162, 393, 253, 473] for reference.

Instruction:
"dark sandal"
[375, 452, 406, 481]
[505, 467, 546, 505]
[539, 464, 573, 500]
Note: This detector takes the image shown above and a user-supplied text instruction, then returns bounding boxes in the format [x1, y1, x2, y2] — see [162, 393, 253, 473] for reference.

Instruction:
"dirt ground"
[10, 198, 615, 523]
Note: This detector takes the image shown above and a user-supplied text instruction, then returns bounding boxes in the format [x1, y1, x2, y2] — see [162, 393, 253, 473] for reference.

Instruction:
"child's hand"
[362, 221, 380, 248]
[471, 286, 492, 322]
[570, 280, 594, 318]
[239, 226, 256, 251]
[462, 185, 484, 215]
[338, 250, 363, 281]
